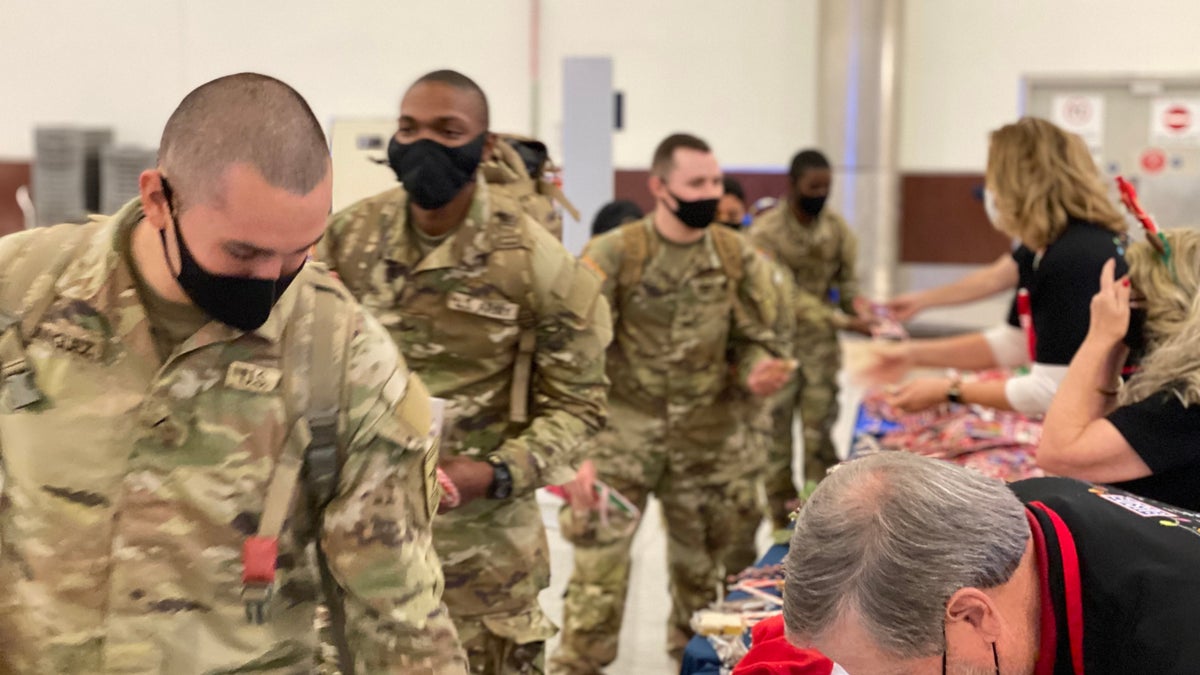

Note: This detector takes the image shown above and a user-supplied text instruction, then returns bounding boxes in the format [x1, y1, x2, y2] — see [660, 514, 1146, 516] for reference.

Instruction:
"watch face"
[488, 460, 513, 499]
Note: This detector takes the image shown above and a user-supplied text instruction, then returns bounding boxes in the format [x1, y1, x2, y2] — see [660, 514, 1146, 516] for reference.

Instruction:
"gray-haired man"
[779, 452, 1200, 674]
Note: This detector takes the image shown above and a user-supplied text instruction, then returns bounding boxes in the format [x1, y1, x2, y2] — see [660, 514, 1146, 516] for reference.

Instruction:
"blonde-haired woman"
[883, 117, 1131, 415]
[1041, 229, 1200, 510]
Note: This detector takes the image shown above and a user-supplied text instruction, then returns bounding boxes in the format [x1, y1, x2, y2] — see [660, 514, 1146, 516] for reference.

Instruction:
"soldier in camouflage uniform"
[721, 257, 840, 573]
[748, 149, 867, 528]
[0, 74, 465, 674]
[549, 134, 793, 674]
[318, 70, 611, 675]
[714, 181, 773, 574]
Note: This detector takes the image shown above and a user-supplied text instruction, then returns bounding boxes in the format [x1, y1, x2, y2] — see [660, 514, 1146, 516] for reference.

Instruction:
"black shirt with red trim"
[1011, 477, 1200, 674]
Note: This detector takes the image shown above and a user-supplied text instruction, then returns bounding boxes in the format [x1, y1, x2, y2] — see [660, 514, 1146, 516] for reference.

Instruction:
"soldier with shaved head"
[0, 73, 466, 674]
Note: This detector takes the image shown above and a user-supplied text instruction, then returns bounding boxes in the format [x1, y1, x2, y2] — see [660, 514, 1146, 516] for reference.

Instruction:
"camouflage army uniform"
[748, 203, 857, 525]
[0, 199, 467, 674]
[719, 257, 833, 574]
[550, 218, 788, 673]
[758, 287, 835, 531]
[319, 180, 611, 675]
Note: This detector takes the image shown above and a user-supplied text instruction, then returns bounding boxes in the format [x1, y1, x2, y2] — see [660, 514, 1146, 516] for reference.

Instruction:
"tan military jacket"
[748, 203, 860, 315]
[319, 181, 611, 622]
[580, 218, 788, 481]
[0, 200, 465, 674]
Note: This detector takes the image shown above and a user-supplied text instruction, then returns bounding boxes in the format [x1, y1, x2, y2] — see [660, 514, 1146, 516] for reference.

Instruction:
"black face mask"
[795, 194, 827, 218]
[717, 221, 743, 230]
[667, 190, 719, 230]
[387, 134, 486, 210]
[160, 178, 303, 332]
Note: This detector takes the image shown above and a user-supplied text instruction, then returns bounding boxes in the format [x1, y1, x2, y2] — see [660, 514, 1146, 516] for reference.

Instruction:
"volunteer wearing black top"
[1041, 228, 1200, 512]
[781, 452, 1200, 675]
[880, 117, 1129, 415]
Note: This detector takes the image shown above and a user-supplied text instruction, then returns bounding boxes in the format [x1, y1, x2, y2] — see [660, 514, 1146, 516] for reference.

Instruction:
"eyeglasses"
[942, 622, 999, 675]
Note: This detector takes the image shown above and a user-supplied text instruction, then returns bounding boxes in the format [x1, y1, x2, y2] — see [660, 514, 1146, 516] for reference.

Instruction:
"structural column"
[817, 0, 904, 300]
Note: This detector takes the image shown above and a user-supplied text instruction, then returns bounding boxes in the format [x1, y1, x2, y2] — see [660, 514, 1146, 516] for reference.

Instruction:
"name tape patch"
[225, 362, 282, 394]
[447, 292, 519, 321]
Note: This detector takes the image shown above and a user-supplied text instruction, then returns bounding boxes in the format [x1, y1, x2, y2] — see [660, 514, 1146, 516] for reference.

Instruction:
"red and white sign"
[1164, 105, 1190, 131]
[1150, 99, 1200, 145]
[1051, 94, 1105, 149]
[1140, 148, 1167, 174]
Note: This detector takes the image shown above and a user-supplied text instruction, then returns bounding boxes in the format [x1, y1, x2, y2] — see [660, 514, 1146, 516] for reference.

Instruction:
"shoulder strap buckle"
[304, 408, 341, 509]
[241, 582, 274, 625]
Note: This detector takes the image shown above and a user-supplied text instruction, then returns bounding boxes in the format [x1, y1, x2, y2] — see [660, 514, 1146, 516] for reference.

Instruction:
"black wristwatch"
[486, 456, 513, 500]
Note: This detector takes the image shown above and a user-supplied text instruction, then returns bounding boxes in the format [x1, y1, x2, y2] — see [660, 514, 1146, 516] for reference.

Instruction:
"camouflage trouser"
[764, 333, 840, 530]
[436, 497, 558, 675]
[549, 401, 744, 674]
[456, 612, 550, 675]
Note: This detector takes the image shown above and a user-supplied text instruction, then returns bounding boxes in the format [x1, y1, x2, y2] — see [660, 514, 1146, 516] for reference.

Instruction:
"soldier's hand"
[852, 295, 876, 320]
[746, 358, 796, 397]
[561, 459, 599, 513]
[438, 456, 495, 507]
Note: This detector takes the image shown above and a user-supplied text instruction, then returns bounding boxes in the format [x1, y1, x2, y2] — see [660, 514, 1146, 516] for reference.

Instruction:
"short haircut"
[788, 149, 831, 183]
[591, 199, 644, 237]
[723, 176, 746, 204]
[783, 452, 1029, 659]
[409, 69, 490, 128]
[159, 72, 329, 211]
[651, 133, 711, 178]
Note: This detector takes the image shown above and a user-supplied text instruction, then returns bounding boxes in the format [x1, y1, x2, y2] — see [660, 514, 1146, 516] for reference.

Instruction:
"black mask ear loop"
[993, 641, 1000, 674]
[158, 176, 181, 277]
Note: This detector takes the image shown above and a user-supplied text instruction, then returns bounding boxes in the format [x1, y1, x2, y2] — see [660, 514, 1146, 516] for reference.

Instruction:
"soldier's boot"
[548, 541, 633, 675]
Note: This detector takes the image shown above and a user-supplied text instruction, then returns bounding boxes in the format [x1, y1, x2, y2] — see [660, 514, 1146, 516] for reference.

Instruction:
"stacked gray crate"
[101, 146, 157, 214]
[32, 127, 113, 226]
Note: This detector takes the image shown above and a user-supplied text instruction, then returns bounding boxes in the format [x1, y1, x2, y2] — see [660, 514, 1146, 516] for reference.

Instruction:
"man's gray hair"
[782, 452, 1029, 658]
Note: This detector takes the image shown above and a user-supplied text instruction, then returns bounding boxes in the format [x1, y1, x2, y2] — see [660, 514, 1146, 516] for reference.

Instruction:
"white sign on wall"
[1150, 99, 1200, 146]
[1050, 94, 1105, 149]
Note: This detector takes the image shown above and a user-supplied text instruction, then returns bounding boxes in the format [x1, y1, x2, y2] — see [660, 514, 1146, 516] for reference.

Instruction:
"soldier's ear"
[138, 170, 171, 232]
[483, 133, 497, 162]
[648, 173, 666, 202]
